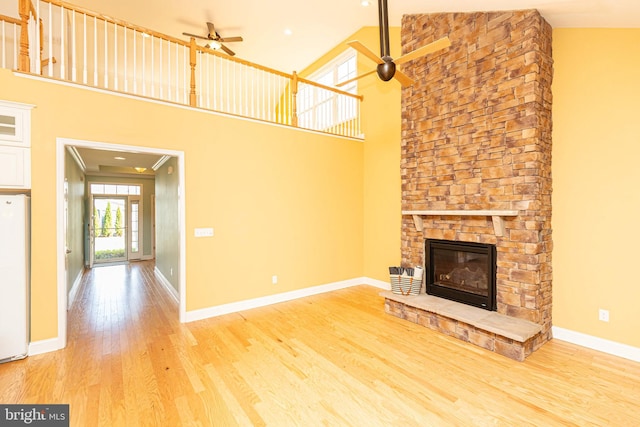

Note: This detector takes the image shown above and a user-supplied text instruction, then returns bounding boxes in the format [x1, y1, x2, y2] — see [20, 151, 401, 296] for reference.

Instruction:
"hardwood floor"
[1, 260, 639, 426]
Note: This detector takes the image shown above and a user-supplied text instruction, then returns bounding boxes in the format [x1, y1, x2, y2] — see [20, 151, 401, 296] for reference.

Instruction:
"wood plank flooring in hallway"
[1, 260, 639, 426]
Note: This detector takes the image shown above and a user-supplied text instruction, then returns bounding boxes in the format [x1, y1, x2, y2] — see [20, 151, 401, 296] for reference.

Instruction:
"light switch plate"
[194, 227, 214, 237]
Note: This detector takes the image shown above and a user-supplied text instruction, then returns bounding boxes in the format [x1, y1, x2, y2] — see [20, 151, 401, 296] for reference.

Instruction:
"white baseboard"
[154, 267, 179, 303]
[29, 337, 65, 356]
[552, 326, 640, 363]
[142, 255, 154, 261]
[184, 277, 370, 323]
[361, 277, 391, 290]
[67, 269, 84, 309]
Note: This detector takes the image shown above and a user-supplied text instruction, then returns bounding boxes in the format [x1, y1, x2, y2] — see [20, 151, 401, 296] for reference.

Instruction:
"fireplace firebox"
[425, 239, 497, 311]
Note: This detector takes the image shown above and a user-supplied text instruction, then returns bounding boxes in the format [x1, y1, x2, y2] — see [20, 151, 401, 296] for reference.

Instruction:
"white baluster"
[166, 39, 170, 101]
[133, 29, 137, 94]
[1, 22, 5, 69]
[114, 23, 118, 90]
[273, 75, 277, 121]
[150, 36, 154, 97]
[175, 43, 179, 102]
[247, 67, 252, 118]
[34, 0, 40, 74]
[158, 38, 162, 99]
[215, 55, 219, 110]
[276, 77, 289, 123]
[205, 53, 210, 109]
[259, 71, 263, 119]
[142, 33, 145, 95]
[71, 12, 76, 81]
[182, 44, 186, 103]
[198, 50, 202, 107]
[13, 24, 18, 70]
[123, 26, 127, 92]
[93, 16, 97, 85]
[243, 65, 248, 117]
[82, 14, 87, 84]
[60, 6, 65, 79]
[47, 2, 52, 77]
[103, 19, 107, 88]
[226, 57, 230, 112]
[272, 75, 276, 122]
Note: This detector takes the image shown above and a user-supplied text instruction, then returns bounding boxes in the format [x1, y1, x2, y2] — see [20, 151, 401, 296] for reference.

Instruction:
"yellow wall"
[14, 25, 639, 350]
[301, 26, 403, 283]
[0, 68, 364, 340]
[552, 29, 640, 347]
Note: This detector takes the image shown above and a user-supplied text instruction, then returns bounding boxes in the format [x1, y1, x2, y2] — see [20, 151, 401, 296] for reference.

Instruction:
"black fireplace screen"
[425, 239, 497, 311]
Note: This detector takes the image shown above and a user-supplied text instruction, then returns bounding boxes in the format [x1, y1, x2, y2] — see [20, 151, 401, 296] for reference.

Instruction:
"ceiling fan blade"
[219, 43, 236, 56]
[347, 40, 384, 65]
[183, 32, 211, 41]
[393, 69, 416, 87]
[395, 37, 451, 65]
[336, 69, 377, 87]
[206, 22, 215, 35]
[218, 36, 243, 43]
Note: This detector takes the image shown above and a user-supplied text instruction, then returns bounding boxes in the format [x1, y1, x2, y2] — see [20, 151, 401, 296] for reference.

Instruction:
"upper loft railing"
[0, 0, 363, 138]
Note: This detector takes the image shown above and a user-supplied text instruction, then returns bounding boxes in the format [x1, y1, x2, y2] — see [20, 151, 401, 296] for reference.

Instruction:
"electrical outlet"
[598, 309, 609, 322]
[272, 275, 278, 285]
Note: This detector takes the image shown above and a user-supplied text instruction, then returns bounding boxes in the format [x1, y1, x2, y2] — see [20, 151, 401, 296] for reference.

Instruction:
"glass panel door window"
[128, 198, 141, 260]
[93, 196, 127, 263]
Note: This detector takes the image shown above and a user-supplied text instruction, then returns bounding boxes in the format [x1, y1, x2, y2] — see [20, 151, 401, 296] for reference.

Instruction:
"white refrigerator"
[0, 194, 30, 363]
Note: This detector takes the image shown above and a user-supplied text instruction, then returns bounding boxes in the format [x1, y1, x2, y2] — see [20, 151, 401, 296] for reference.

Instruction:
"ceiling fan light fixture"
[361, 0, 371, 6]
[206, 40, 222, 50]
[134, 167, 147, 173]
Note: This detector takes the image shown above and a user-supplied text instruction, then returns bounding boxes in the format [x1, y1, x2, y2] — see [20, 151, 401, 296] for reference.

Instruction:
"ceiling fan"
[182, 22, 243, 56]
[338, 0, 451, 87]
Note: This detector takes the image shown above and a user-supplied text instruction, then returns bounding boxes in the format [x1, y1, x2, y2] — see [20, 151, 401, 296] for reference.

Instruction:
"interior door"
[128, 197, 141, 260]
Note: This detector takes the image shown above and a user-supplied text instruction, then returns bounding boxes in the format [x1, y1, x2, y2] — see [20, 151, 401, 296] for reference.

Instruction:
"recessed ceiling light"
[114, 156, 126, 160]
[284, 28, 293, 36]
[361, 0, 371, 6]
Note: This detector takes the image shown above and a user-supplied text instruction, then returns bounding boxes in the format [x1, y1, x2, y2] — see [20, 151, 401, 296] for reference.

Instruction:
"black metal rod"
[378, 0, 390, 58]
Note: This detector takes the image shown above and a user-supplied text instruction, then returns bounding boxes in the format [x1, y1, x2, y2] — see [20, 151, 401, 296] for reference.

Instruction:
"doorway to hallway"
[56, 137, 187, 354]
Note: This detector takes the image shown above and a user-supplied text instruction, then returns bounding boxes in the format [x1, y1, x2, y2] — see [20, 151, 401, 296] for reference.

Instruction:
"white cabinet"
[0, 101, 34, 189]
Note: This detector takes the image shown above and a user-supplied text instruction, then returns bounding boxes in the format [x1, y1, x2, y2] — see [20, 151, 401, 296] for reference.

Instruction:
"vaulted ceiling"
[57, 0, 639, 173]
[70, 0, 640, 73]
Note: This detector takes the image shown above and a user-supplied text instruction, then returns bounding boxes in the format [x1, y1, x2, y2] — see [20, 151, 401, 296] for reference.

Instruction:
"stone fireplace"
[383, 10, 553, 361]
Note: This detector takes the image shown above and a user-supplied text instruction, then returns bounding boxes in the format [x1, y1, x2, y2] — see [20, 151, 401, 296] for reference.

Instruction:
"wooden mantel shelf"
[402, 210, 519, 237]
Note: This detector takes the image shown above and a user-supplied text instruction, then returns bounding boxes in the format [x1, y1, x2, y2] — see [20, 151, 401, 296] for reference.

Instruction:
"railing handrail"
[44, 0, 188, 46]
[194, 45, 363, 101]
[0, 14, 22, 25]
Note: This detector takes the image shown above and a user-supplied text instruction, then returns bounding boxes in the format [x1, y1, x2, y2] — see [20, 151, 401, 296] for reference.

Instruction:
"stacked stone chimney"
[400, 10, 553, 353]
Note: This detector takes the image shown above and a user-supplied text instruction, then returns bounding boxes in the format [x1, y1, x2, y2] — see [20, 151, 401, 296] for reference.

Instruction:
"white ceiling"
[69, 0, 640, 73]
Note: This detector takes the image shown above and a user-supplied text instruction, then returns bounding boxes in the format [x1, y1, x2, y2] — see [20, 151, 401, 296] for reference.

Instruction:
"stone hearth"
[383, 292, 542, 361]
[392, 10, 553, 360]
